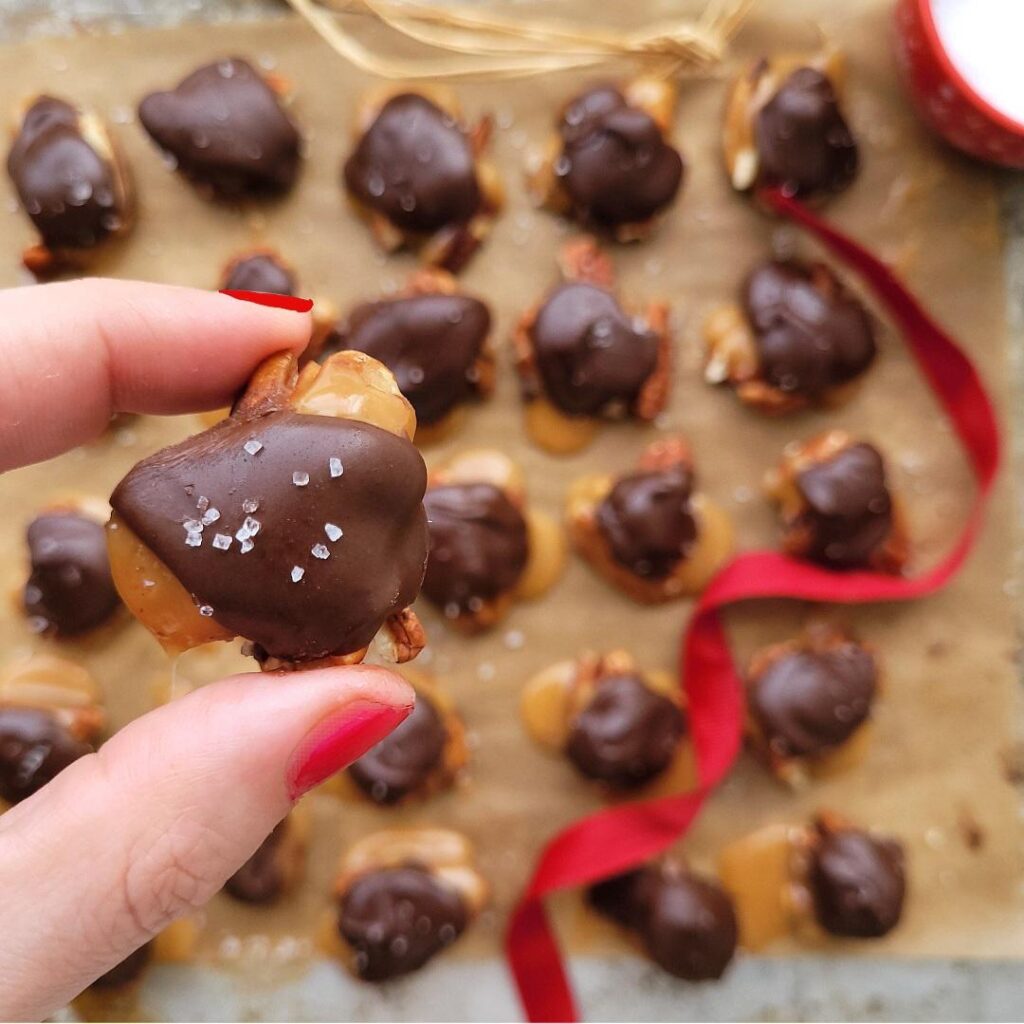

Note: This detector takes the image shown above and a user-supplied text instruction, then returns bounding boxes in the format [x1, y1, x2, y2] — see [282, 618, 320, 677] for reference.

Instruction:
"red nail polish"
[285, 701, 411, 800]
[220, 289, 314, 313]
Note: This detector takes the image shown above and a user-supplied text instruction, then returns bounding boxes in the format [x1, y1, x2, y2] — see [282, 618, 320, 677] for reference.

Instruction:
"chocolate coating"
[23, 512, 121, 637]
[810, 828, 906, 938]
[7, 96, 125, 250]
[529, 283, 659, 416]
[224, 820, 287, 903]
[348, 691, 447, 804]
[556, 85, 683, 227]
[566, 673, 684, 788]
[222, 253, 296, 296]
[754, 67, 858, 199]
[795, 443, 893, 569]
[595, 467, 696, 579]
[750, 644, 877, 759]
[90, 943, 152, 990]
[335, 294, 490, 424]
[338, 865, 468, 980]
[421, 483, 529, 615]
[343, 93, 481, 233]
[138, 58, 301, 198]
[743, 260, 876, 398]
[111, 412, 428, 662]
[587, 867, 652, 932]
[0, 707, 93, 805]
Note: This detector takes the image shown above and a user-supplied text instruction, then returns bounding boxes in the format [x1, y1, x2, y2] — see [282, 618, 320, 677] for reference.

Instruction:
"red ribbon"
[505, 189, 1002, 1023]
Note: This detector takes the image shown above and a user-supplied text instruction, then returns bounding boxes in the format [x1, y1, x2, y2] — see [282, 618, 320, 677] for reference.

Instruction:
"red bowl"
[894, 0, 1024, 167]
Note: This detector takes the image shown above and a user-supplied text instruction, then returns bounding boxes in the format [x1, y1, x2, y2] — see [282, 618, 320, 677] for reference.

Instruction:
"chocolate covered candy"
[139, 58, 301, 199]
[89, 944, 152, 990]
[220, 250, 296, 296]
[224, 811, 307, 904]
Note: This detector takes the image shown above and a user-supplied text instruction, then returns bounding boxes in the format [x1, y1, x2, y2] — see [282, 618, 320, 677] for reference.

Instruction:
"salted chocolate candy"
[528, 78, 683, 240]
[343, 87, 503, 272]
[747, 625, 878, 786]
[704, 258, 877, 414]
[22, 505, 121, 638]
[325, 269, 494, 436]
[224, 809, 307, 904]
[348, 671, 466, 805]
[138, 58, 301, 199]
[521, 650, 690, 792]
[421, 450, 564, 633]
[567, 437, 733, 602]
[7, 95, 133, 275]
[220, 249, 296, 296]
[330, 828, 488, 981]
[514, 237, 670, 454]
[724, 52, 858, 200]
[765, 431, 907, 573]
[107, 350, 429, 669]
[589, 862, 738, 981]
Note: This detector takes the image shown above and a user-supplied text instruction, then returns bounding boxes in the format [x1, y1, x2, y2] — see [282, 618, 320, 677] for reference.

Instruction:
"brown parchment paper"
[0, 0, 1020, 1000]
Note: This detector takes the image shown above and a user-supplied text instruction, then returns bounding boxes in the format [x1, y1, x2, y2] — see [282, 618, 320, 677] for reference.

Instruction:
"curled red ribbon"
[505, 189, 1002, 1023]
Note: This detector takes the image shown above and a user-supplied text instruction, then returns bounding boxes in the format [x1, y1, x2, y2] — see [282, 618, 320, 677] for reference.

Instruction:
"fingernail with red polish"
[285, 701, 411, 800]
[220, 289, 314, 313]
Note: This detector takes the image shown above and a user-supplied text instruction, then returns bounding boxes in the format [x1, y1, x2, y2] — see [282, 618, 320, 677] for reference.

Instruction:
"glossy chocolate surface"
[349, 691, 447, 804]
[529, 282, 659, 416]
[421, 483, 529, 615]
[338, 865, 468, 980]
[754, 66, 858, 198]
[335, 294, 490, 424]
[595, 466, 696, 579]
[810, 828, 906, 938]
[343, 93, 481, 233]
[138, 58, 301, 198]
[23, 512, 121, 637]
[566, 673, 684, 788]
[795, 443, 892, 569]
[0, 706, 93, 804]
[111, 412, 428, 662]
[7, 96, 125, 249]
[743, 260, 876, 398]
[222, 253, 296, 295]
[556, 85, 683, 227]
[224, 819, 288, 903]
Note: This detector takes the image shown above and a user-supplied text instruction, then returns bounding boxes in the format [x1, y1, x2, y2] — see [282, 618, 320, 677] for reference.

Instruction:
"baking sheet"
[0, 0, 1020, 1014]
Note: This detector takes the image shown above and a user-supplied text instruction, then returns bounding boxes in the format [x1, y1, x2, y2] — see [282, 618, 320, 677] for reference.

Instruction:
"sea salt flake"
[239, 538, 254, 554]
[183, 518, 204, 534]
[242, 498, 259, 514]
[196, 495, 210, 512]
[324, 523, 343, 542]
[244, 439, 263, 455]
[329, 457, 344, 478]
[243, 516, 261, 537]
[201, 508, 220, 525]
[291, 566, 305, 583]
[198, 605, 215, 617]
[311, 543, 330, 560]
[292, 471, 310, 487]
[185, 533, 202, 548]
[212, 533, 232, 550]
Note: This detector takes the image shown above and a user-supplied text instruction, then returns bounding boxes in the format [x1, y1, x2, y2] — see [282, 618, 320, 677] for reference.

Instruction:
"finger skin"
[0, 665, 413, 1021]
[0, 279, 312, 471]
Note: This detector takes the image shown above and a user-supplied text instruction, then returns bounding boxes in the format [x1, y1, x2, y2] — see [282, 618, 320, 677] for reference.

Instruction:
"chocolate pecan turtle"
[107, 350, 429, 670]
[764, 431, 907, 573]
[567, 438, 733, 601]
[514, 237, 671, 454]
[704, 258, 877, 414]
[220, 249, 297, 296]
[343, 87, 503, 273]
[224, 808, 308, 904]
[528, 78, 683, 240]
[724, 52, 858, 201]
[7, 95, 133, 276]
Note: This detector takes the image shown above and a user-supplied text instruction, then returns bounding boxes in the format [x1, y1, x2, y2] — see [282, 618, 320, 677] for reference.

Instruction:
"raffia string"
[283, 0, 758, 79]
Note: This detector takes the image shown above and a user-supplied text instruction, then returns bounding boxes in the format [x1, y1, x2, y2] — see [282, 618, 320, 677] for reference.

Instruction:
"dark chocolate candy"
[809, 827, 906, 938]
[23, 512, 121, 637]
[7, 96, 125, 250]
[0, 707, 93, 805]
[587, 867, 655, 932]
[566, 673, 684, 788]
[754, 67, 858, 199]
[348, 691, 447, 804]
[595, 467, 696, 579]
[556, 85, 683, 227]
[224, 819, 288, 903]
[421, 483, 529, 615]
[111, 412, 428, 662]
[795, 443, 893, 569]
[333, 294, 490, 424]
[529, 282, 659, 416]
[90, 943, 152, 990]
[338, 865, 468, 981]
[221, 252, 296, 296]
[743, 260, 876, 398]
[750, 644, 877, 759]
[138, 58, 301, 198]
[343, 93, 481, 233]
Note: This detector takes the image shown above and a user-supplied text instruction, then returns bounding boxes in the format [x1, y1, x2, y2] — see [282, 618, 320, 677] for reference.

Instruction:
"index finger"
[0, 278, 312, 472]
